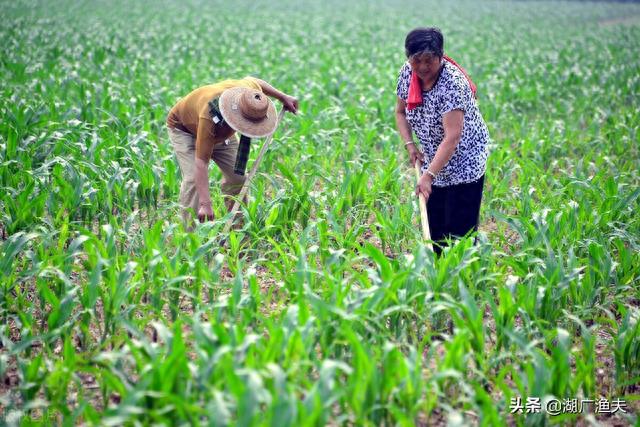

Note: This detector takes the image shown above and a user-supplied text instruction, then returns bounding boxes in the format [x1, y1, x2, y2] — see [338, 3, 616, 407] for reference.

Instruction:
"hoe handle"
[221, 108, 286, 240]
[414, 161, 433, 249]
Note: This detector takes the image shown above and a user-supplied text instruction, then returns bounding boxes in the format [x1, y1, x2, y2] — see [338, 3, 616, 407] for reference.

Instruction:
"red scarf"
[407, 55, 477, 111]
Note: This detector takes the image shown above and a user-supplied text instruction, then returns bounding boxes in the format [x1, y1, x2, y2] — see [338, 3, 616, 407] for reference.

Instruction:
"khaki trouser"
[168, 127, 246, 228]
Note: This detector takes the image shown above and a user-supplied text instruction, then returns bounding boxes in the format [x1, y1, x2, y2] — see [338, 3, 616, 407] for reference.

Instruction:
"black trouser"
[426, 175, 485, 256]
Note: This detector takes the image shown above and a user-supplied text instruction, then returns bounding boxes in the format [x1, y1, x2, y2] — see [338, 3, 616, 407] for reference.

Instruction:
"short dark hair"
[405, 27, 444, 58]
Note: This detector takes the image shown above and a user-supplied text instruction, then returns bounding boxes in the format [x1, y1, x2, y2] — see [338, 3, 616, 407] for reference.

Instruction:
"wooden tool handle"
[414, 162, 433, 249]
[221, 108, 286, 240]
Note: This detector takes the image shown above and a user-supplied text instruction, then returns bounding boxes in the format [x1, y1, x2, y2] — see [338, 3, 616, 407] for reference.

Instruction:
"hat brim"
[219, 87, 278, 138]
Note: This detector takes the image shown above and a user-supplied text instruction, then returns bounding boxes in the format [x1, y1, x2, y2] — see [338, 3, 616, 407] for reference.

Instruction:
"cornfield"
[1, 0, 639, 425]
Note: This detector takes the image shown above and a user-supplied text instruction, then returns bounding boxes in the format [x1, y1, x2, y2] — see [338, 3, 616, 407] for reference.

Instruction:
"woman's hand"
[197, 201, 214, 223]
[415, 172, 434, 201]
[407, 144, 422, 168]
[281, 95, 299, 114]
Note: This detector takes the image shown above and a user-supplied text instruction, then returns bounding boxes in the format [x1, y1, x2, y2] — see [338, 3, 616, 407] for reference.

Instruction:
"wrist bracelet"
[426, 169, 437, 179]
[404, 140, 414, 146]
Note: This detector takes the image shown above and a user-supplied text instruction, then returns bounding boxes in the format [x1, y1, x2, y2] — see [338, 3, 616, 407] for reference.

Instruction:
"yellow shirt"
[167, 77, 262, 158]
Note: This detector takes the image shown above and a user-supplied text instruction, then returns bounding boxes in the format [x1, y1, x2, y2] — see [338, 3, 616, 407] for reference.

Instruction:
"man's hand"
[254, 79, 299, 115]
[197, 201, 214, 223]
[407, 144, 422, 168]
[415, 172, 434, 202]
[281, 95, 299, 114]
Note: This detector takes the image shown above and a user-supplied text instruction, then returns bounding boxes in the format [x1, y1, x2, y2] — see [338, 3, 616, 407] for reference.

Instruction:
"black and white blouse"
[396, 61, 490, 187]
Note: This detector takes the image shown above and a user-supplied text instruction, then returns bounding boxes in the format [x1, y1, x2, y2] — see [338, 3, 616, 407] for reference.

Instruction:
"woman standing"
[395, 27, 490, 255]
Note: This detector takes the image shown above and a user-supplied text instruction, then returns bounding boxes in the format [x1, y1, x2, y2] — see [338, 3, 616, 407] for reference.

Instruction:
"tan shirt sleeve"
[242, 76, 263, 91]
[195, 117, 216, 161]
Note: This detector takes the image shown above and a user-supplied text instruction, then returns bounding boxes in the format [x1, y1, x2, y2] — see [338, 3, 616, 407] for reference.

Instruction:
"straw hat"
[219, 87, 278, 138]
